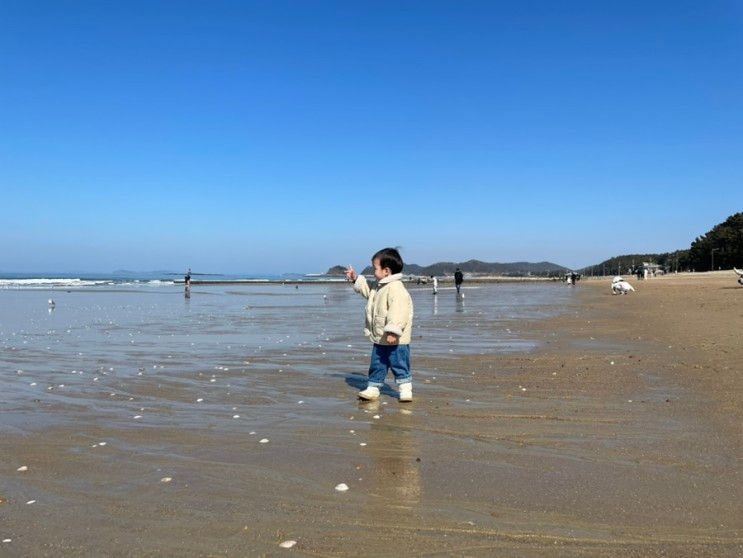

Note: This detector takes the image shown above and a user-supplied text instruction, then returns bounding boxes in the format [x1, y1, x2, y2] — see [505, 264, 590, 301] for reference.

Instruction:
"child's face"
[372, 258, 391, 281]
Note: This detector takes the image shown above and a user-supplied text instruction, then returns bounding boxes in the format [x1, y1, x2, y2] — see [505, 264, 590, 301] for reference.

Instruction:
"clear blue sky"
[1, 1, 741, 274]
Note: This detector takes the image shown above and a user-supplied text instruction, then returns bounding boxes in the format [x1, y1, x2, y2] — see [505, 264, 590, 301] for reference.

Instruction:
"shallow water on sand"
[0, 283, 573, 426]
[2, 281, 741, 556]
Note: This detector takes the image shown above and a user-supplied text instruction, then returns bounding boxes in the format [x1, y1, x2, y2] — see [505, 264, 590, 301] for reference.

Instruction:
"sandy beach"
[1, 274, 741, 556]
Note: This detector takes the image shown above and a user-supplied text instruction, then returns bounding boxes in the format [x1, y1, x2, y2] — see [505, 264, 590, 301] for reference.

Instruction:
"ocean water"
[0, 271, 335, 289]
[0, 282, 575, 427]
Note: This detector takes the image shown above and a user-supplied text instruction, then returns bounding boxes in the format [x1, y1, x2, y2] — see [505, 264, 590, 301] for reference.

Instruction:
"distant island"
[325, 260, 566, 277]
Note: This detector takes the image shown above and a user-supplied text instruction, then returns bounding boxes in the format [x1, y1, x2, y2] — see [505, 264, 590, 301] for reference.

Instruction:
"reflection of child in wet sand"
[345, 248, 414, 402]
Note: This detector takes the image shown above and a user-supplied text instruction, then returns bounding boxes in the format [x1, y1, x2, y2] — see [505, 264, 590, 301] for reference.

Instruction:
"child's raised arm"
[347, 265, 371, 298]
[344, 265, 357, 282]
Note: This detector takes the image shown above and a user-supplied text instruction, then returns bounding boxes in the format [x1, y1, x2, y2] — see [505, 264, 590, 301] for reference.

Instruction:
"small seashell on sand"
[259, 438, 269, 444]
[279, 540, 297, 549]
[233, 415, 240, 419]
[335, 483, 349, 492]
[610, 361, 615, 365]
[349, 430, 355, 434]
[30, 382, 36, 386]
[133, 415, 142, 419]
[160, 477, 172, 483]
[359, 443, 367, 447]
[297, 400, 304, 404]
[17, 466, 28, 472]
[196, 398, 204, 402]
[2, 538, 11, 543]
[249, 431, 256, 435]
[210, 378, 216, 383]
[521, 388, 527, 392]
[26, 500, 36, 505]
[98, 442, 106, 446]
[372, 415, 380, 420]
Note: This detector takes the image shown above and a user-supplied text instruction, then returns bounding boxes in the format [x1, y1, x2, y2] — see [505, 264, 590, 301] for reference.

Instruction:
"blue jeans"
[367, 344, 411, 388]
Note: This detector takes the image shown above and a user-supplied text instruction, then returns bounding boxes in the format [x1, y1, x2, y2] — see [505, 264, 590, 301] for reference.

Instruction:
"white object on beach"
[2, 539, 11, 543]
[335, 483, 349, 492]
[133, 415, 142, 419]
[611, 278, 635, 294]
[259, 438, 269, 444]
[160, 477, 172, 483]
[17, 466, 28, 472]
[26, 500, 36, 505]
[279, 540, 297, 549]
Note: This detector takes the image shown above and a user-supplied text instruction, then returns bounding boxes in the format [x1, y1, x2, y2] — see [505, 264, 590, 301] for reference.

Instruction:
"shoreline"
[1, 274, 740, 555]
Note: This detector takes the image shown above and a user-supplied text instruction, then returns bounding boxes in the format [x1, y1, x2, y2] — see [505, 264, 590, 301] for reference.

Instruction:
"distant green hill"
[328, 260, 567, 277]
[580, 212, 742, 274]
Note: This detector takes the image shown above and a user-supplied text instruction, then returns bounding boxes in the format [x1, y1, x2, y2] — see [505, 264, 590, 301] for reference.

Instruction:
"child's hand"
[345, 265, 358, 282]
[385, 333, 399, 345]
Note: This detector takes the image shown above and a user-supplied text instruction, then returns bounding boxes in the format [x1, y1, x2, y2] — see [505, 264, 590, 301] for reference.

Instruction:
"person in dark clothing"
[184, 268, 192, 298]
[454, 268, 464, 294]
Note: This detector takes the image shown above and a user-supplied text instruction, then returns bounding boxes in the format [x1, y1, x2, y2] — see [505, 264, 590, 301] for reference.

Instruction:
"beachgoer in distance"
[454, 268, 464, 294]
[345, 247, 414, 402]
[184, 268, 192, 298]
[431, 275, 438, 295]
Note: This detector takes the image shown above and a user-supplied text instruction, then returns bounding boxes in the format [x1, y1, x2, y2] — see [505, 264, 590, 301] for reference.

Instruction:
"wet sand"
[1, 275, 741, 556]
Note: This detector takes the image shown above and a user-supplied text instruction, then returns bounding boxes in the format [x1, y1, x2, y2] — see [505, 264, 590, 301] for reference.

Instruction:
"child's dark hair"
[372, 247, 404, 274]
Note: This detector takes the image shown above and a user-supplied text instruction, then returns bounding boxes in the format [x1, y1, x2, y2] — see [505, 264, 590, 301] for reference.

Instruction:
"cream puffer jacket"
[353, 273, 414, 345]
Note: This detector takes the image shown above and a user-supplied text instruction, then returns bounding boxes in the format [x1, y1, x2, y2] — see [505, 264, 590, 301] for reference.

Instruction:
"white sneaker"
[358, 386, 380, 401]
[399, 383, 413, 402]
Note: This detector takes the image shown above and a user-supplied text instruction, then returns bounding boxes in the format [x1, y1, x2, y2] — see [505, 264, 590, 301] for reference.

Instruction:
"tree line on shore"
[324, 212, 741, 278]
[581, 212, 742, 274]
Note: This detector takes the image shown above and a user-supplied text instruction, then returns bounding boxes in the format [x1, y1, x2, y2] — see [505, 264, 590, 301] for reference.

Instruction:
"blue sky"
[1, 1, 741, 274]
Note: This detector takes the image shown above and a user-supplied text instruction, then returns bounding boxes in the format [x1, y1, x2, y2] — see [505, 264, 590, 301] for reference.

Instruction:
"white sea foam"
[0, 278, 176, 289]
[0, 278, 109, 289]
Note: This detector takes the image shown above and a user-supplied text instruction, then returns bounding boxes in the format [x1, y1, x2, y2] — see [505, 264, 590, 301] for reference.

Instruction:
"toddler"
[345, 248, 414, 401]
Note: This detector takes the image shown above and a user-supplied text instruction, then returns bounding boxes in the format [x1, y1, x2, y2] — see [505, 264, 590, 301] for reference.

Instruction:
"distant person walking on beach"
[431, 275, 438, 295]
[454, 268, 464, 294]
[345, 247, 414, 402]
[184, 268, 192, 298]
